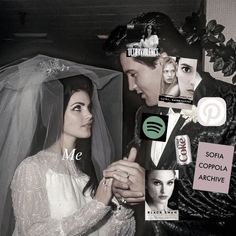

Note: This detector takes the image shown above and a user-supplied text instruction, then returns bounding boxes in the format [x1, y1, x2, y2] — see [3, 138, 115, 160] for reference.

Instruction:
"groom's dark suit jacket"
[130, 72, 236, 236]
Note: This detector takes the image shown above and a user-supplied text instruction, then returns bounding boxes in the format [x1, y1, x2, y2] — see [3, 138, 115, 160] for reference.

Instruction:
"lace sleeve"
[61, 200, 111, 236]
[106, 200, 136, 236]
[11, 160, 111, 236]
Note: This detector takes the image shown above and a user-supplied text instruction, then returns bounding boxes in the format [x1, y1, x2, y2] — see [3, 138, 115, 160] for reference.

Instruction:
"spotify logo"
[140, 113, 168, 141]
[143, 116, 166, 139]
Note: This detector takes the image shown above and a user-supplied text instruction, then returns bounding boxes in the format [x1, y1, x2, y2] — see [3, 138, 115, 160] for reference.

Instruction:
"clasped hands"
[103, 147, 145, 205]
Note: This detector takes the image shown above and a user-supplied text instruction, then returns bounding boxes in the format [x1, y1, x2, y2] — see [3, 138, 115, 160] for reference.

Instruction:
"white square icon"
[197, 97, 226, 126]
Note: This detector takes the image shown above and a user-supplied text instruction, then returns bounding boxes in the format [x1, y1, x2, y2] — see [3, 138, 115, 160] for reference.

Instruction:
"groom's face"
[120, 52, 162, 106]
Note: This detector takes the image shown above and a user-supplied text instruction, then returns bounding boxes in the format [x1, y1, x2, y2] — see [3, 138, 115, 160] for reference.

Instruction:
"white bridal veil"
[0, 55, 123, 235]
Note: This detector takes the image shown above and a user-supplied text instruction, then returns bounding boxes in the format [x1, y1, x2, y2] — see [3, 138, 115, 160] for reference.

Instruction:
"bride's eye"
[73, 105, 81, 111]
[181, 66, 191, 73]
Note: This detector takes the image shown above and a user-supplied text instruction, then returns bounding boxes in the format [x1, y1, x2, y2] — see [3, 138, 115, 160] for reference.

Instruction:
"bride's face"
[63, 90, 93, 139]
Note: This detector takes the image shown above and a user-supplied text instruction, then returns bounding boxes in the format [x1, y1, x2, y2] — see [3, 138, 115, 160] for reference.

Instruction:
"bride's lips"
[81, 122, 92, 127]
[159, 195, 168, 200]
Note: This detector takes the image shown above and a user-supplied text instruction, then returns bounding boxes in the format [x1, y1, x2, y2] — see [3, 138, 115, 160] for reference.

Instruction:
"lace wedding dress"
[11, 150, 135, 236]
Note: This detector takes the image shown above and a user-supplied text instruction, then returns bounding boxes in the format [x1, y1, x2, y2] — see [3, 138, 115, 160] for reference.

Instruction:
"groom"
[104, 12, 236, 236]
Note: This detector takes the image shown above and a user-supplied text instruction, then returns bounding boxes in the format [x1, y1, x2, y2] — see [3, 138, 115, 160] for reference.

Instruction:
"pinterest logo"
[197, 97, 226, 126]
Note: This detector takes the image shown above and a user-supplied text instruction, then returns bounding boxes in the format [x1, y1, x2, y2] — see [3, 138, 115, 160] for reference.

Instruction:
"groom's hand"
[103, 147, 145, 205]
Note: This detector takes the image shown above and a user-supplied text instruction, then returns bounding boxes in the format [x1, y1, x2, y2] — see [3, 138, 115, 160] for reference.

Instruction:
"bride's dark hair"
[60, 75, 98, 196]
[30, 75, 98, 196]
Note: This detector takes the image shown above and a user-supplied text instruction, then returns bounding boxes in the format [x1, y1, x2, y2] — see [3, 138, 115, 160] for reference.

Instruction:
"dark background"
[0, 0, 203, 151]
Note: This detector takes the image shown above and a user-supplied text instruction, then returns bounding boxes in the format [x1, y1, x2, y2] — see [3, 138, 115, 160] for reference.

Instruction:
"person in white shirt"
[140, 24, 159, 48]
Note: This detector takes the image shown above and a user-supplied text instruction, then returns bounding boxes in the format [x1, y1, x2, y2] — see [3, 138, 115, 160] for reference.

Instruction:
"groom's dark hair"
[104, 12, 201, 68]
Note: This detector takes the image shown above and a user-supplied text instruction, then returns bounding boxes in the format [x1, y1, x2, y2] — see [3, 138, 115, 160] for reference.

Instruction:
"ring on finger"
[120, 197, 127, 204]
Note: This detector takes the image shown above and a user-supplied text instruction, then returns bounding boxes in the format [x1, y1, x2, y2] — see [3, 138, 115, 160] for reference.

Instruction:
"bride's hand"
[94, 178, 113, 205]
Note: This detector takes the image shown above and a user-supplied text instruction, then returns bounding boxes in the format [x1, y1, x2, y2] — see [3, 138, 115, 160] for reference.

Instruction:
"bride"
[0, 55, 135, 236]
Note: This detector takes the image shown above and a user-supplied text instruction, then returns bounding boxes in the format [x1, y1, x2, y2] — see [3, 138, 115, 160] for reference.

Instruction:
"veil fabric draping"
[0, 55, 120, 235]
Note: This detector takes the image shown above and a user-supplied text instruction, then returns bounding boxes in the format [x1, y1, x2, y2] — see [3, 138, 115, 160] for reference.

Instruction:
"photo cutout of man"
[104, 12, 236, 236]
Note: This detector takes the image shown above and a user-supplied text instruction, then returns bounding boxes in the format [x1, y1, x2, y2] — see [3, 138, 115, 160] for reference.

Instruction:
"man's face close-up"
[120, 52, 162, 106]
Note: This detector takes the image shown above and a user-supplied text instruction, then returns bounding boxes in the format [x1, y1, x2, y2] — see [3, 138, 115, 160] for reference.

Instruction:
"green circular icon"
[142, 116, 166, 139]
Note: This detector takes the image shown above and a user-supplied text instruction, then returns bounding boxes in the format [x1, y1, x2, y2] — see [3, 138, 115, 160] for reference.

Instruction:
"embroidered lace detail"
[107, 204, 136, 235]
[11, 151, 135, 236]
[39, 58, 69, 77]
[61, 199, 110, 236]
